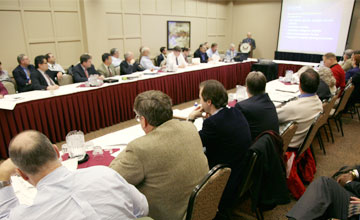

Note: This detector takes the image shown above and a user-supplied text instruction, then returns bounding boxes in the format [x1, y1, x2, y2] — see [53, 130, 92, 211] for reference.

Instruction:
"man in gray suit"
[97, 53, 116, 78]
[110, 90, 209, 220]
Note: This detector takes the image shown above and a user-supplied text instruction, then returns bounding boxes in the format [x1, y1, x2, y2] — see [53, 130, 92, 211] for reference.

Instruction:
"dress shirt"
[225, 50, 237, 59]
[166, 52, 187, 68]
[47, 63, 65, 73]
[206, 48, 219, 58]
[20, 66, 30, 80]
[111, 56, 122, 67]
[38, 69, 55, 86]
[0, 166, 148, 220]
[140, 56, 160, 70]
[330, 63, 346, 91]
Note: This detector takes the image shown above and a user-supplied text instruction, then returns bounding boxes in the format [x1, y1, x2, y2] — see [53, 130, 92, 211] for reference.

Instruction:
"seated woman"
[0, 81, 8, 99]
[346, 54, 360, 82]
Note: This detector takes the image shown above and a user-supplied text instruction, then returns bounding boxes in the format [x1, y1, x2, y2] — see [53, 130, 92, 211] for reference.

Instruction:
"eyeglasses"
[135, 114, 141, 122]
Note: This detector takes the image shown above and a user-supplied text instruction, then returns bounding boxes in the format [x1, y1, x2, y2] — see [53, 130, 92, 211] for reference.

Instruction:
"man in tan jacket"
[110, 90, 209, 220]
[97, 53, 116, 78]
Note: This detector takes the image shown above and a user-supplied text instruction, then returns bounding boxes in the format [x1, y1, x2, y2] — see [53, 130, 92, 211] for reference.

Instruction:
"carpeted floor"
[56, 91, 360, 220]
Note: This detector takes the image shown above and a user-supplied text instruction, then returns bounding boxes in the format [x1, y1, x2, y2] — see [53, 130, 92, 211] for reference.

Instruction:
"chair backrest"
[333, 84, 355, 117]
[67, 64, 75, 76]
[236, 151, 258, 199]
[319, 94, 338, 127]
[114, 66, 120, 75]
[186, 164, 231, 220]
[58, 74, 74, 86]
[2, 81, 16, 94]
[297, 112, 322, 157]
[280, 121, 298, 152]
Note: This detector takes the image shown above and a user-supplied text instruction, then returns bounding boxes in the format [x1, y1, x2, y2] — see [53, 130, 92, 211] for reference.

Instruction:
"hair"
[134, 90, 173, 127]
[141, 47, 150, 54]
[300, 69, 320, 94]
[230, 43, 235, 48]
[246, 71, 267, 96]
[182, 47, 189, 52]
[17, 54, 26, 64]
[160, 47, 166, 53]
[198, 44, 203, 48]
[173, 46, 181, 52]
[45, 53, 52, 61]
[344, 49, 354, 59]
[110, 48, 118, 56]
[354, 50, 360, 55]
[34, 55, 47, 69]
[318, 66, 336, 88]
[0, 61, 2, 65]
[323, 52, 336, 59]
[9, 130, 58, 175]
[199, 80, 228, 109]
[80, 54, 92, 64]
[354, 54, 360, 67]
[102, 53, 111, 62]
[124, 51, 133, 60]
[211, 43, 218, 48]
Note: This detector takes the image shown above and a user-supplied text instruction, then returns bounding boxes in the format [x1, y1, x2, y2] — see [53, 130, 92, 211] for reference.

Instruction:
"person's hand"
[57, 72, 63, 80]
[0, 159, 17, 181]
[150, 68, 154, 72]
[179, 64, 186, 68]
[47, 85, 59, 90]
[0, 94, 3, 99]
[28, 80, 32, 84]
[188, 106, 204, 120]
[350, 197, 360, 204]
[337, 173, 354, 186]
[98, 75, 105, 80]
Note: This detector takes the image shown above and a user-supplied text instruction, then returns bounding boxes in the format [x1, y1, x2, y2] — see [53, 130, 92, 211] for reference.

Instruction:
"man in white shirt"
[0, 130, 148, 220]
[206, 43, 220, 59]
[110, 48, 122, 67]
[225, 43, 237, 60]
[166, 46, 187, 69]
[277, 69, 323, 149]
[181, 48, 191, 64]
[140, 47, 160, 71]
[45, 53, 64, 80]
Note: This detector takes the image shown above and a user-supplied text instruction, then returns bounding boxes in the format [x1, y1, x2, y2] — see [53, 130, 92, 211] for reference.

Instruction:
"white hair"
[230, 43, 235, 48]
[124, 51, 133, 60]
[141, 47, 150, 54]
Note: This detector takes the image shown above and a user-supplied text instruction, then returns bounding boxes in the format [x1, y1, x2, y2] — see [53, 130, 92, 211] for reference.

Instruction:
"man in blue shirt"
[12, 54, 36, 93]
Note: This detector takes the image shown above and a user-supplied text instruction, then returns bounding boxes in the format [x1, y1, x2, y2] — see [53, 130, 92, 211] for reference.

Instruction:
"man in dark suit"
[31, 55, 59, 91]
[156, 47, 167, 66]
[235, 71, 279, 140]
[12, 54, 36, 92]
[72, 54, 102, 83]
[242, 32, 256, 58]
[287, 166, 360, 220]
[120, 51, 144, 75]
[193, 44, 209, 63]
[188, 80, 252, 213]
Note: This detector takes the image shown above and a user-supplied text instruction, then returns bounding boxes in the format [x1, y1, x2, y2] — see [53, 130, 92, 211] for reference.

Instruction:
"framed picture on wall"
[167, 21, 191, 49]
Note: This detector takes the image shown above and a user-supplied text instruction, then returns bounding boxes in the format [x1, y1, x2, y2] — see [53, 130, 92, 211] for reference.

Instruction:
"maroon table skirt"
[0, 61, 299, 159]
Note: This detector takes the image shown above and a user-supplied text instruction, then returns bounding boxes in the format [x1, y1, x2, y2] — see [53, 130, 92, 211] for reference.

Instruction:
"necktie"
[44, 73, 54, 86]
[84, 68, 89, 78]
[25, 68, 30, 79]
[108, 66, 112, 77]
[176, 57, 179, 65]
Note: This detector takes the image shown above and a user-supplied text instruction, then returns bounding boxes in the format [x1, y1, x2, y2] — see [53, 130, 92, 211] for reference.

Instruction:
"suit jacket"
[242, 37, 256, 49]
[12, 65, 36, 92]
[277, 95, 323, 148]
[120, 61, 144, 75]
[31, 69, 55, 90]
[193, 49, 209, 63]
[199, 107, 252, 206]
[235, 93, 279, 140]
[0, 82, 8, 96]
[110, 119, 209, 220]
[156, 54, 165, 66]
[97, 63, 116, 78]
[72, 63, 99, 83]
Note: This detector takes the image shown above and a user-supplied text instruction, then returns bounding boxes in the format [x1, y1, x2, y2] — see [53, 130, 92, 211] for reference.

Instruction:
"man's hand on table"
[188, 106, 204, 121]
[0, 158, 17, 181]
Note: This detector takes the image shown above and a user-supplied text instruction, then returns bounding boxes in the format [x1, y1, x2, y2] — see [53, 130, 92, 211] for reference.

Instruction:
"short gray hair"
[246, 71, 267, 96]
[9, 130, 58, 175]
[141, 47, 150, 54]
[17, 54, 26, 64]
[134, 90, 173, 127]
[124, 51, 133, 60]
[110, 48, 118, 56]
[230, 43, 235, 48]
[344, 49, 354, 59]
[318, 66, 336, 88]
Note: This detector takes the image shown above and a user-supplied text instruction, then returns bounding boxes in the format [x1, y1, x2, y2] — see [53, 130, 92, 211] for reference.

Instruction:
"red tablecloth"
[277, 64, 304, 77]
[61, 149, 120, 168]
[0, 61, 300, 159]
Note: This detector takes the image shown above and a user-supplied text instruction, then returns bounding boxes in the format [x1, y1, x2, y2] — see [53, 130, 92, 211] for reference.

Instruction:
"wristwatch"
[0, 180, 11, 189]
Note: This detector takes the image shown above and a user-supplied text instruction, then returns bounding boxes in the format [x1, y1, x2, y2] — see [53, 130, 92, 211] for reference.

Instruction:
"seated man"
[193, 44, 209, 63]
[139, 47, 160, 70]
[110, 90, 209, 220]
[72, 54, 101, 83]
[110, 48, 122, 67]
[46, 53, 65, 75]
[277, 69, 323, 149]
[225, 43, 237, 60]
[297, 66, 332, 100]
[166, 46, 187, 69]
[287, 166, 360, 220]
[206, 43, 220, 59]
[341, 49, 354, 72]
[188, 80, 252, 210]
[12, 54, 36, 93]
[156, 47, 167, 66]
[235, 71, 279, 140]
[323, 52, 345, 93]
[31, 55, 59, 91]
[0, 130, 148, 220]
[346, 54, 360, 82]
[97, 53, 116, 78]
[0, 81, 8, 98]
[181, 47, 191, 64]
[120, 51, 144, 75]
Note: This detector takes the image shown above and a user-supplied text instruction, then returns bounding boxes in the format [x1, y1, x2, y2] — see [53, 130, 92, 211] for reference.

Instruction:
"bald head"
[247, 32, 252, 38]
[9, 130, 58, 175]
